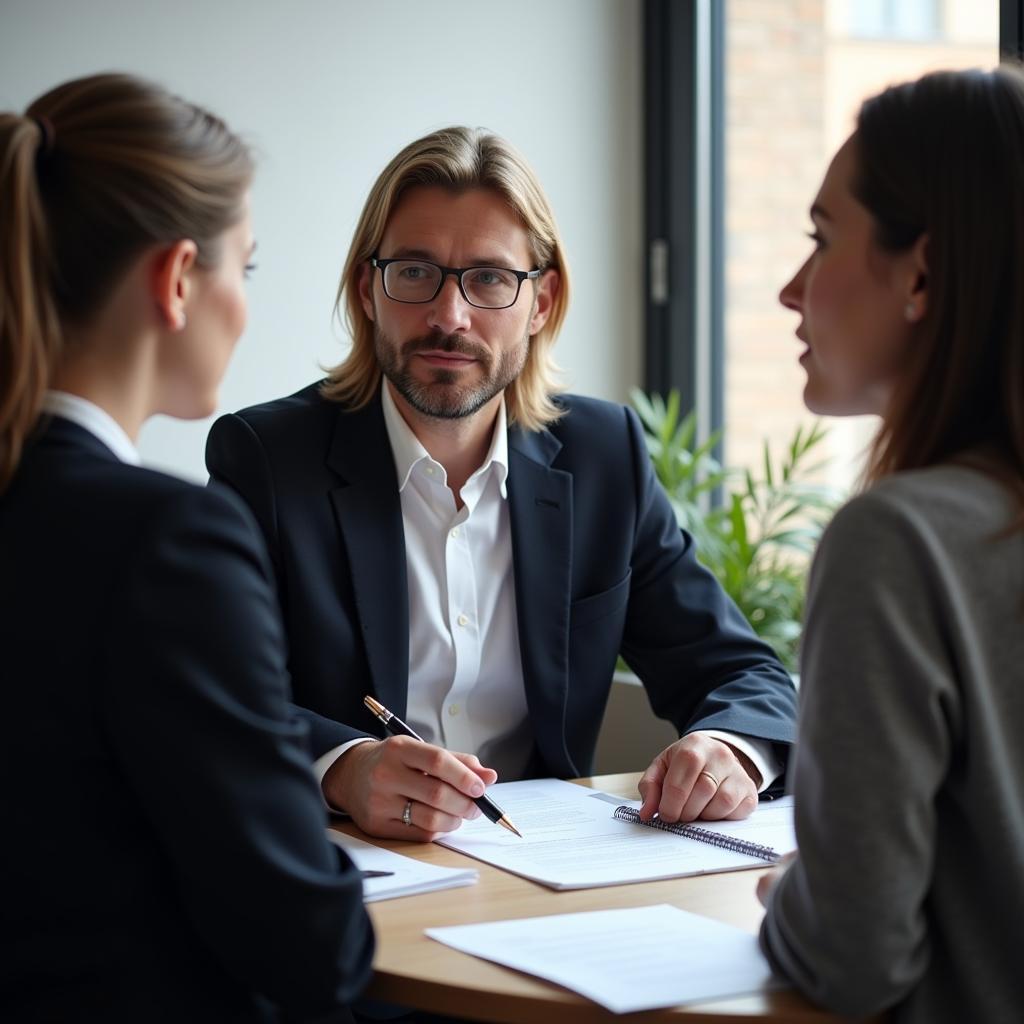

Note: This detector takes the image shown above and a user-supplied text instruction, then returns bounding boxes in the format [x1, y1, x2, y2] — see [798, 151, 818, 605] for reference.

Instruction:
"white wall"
[1, 0, 643, 480]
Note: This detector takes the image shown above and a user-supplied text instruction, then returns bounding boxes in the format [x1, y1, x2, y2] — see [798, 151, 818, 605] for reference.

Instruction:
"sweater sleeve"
[759, 488, 961, 1018]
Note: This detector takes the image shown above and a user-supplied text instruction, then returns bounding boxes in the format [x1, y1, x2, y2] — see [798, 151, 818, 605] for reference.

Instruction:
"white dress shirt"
[41, 391, 140, 465]
[382, 382, 534, 780]
[315, 383, 780, 793]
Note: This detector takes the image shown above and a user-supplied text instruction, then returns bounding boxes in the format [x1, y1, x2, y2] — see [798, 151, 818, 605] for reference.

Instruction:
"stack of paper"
[427, 904, 783, 1012]
[326, 829, 478, 902]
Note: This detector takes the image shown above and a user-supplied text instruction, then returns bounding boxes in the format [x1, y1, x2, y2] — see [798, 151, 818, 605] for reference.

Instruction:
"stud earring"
[177, 312, 187, 330]
[904, 303, 916, 321]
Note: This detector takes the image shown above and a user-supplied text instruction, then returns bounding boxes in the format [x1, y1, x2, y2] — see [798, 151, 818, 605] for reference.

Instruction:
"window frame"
[1003, 0, 1024, 58]
[643, 0, 1024, 459]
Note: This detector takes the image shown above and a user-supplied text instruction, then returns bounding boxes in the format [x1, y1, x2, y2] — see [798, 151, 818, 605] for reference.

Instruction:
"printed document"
[327, 829, 478, 902]
[427, 904, 783, 1013]
[436, 778, 795, 890]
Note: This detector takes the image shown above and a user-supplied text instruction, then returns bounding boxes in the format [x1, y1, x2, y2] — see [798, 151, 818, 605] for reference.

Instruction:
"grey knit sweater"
[760, 463, 1024, 1022]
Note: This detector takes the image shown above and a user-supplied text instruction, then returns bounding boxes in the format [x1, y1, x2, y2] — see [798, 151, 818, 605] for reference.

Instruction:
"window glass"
[723, 0, 998, 492]
[850, 0, 940, 40]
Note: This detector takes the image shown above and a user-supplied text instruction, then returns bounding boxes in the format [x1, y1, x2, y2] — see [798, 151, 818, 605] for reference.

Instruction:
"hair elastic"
[30, 115, 55, 160]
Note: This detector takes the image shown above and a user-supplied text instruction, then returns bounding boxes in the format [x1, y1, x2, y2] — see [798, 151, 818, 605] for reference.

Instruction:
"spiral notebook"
[611, 806, 781, 863]
[438, 780, 796, 890]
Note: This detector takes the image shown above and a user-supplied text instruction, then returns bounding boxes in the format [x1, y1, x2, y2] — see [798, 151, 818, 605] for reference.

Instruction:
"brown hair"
[322, 126, 571, 431]
[853, 67, 1024, 520]
[0, 72, 253, 491]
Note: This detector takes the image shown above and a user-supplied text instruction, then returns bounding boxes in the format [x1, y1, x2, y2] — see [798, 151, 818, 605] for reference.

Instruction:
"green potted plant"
[630, 389, 840, 673]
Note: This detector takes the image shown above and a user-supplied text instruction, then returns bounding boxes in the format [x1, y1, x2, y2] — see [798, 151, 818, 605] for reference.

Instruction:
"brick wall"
[724, 0, 833, 484]
[722, 0, 998, 492]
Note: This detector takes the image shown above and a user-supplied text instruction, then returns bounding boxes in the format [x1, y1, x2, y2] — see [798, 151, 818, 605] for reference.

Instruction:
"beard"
[374, 326, 529, 420]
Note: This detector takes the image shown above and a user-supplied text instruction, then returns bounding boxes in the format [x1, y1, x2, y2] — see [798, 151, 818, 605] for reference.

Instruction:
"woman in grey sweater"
[758, 67, 1024, 1023]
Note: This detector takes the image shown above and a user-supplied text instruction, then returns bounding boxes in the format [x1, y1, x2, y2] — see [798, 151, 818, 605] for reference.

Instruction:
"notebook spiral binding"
[612, 806, 780, 864]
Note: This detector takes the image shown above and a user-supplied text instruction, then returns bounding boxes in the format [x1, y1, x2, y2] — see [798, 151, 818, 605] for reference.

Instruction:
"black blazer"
[206, 384, 797, 778]
[0, 418, 373, 1023]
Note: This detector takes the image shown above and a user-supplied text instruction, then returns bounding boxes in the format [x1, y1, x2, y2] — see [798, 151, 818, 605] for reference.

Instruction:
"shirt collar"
[380, 380, 509, 498]
[41, 391, 140, 465]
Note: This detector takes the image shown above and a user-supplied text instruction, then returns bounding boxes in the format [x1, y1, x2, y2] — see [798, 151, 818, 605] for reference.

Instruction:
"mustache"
[400, 331, 489, 362]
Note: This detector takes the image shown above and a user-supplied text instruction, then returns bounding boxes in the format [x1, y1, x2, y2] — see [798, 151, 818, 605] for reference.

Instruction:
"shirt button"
[448, 704, 460, 717]
[450, 527, 460, 539]
[425, 466, 435, 475]
[457, 613, 469, 627]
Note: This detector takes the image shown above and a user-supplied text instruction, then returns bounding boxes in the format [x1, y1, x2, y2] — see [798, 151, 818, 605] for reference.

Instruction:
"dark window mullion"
[643, 0, 696, 409]
[643, 0, 724, 450]
[1002, 0, 1024, 60]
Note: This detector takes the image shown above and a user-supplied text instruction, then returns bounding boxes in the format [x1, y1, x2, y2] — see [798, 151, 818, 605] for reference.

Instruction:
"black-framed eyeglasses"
[371, 257, 542, 310]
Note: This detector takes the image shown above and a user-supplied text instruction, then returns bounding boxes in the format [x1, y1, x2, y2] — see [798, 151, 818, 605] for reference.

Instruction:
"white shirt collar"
[40, 391, 141, 465]
[379, 380, 509, 499]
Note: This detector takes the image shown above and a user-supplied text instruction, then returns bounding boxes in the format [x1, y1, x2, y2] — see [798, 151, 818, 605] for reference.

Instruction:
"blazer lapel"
[326, 396, 411, 718]
[507, 425, 577, 776]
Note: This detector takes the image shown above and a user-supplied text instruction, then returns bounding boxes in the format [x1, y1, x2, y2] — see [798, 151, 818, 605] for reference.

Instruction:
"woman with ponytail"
[757, 66, 1024, 1022]
[0, 74, 372, 1022]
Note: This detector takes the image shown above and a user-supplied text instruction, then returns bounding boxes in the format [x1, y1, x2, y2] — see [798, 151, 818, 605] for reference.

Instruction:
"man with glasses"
[207, 127, 796, 841]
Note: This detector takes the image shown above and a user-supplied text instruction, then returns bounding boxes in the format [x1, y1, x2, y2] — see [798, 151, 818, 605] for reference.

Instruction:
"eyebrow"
[809, 203, 832, 222]
[388, 245, 520, 269]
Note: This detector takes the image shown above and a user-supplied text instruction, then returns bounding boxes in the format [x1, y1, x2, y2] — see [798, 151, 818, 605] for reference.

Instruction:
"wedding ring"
[401, 800, 413, 827]
[699, 770, 721, 788]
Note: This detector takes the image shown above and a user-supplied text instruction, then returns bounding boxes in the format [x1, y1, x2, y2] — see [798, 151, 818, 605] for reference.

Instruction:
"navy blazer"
[206, 384, 796, 779]
[0, 419, 373, 1023]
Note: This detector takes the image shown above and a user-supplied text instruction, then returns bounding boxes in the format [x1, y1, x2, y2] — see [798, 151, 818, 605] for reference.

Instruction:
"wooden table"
[334, 773, 839, 1023]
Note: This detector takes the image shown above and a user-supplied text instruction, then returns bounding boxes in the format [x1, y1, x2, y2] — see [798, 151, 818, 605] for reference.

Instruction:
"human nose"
[779, 257, 808, 314]
[426, 273, 473, 335]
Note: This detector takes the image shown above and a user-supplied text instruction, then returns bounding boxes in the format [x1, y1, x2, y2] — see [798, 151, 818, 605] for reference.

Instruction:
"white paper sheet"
[326, 829, 478, 902]
[436, 779, 794, 890]
[427, 904, 782, 1013]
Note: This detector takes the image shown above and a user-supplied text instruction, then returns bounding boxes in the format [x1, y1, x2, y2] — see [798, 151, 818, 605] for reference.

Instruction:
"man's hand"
[637, 732, 761, 823]
[321, 736, 498, 841]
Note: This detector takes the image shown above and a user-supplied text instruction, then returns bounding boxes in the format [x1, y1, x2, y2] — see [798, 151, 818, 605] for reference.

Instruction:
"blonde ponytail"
[0, 116, 61, 491]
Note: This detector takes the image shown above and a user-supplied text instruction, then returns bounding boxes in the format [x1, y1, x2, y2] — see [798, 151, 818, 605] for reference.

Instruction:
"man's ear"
[358, 262, 376, 323]
[152, 240, 198, 330]
[528, 268, 560, 336]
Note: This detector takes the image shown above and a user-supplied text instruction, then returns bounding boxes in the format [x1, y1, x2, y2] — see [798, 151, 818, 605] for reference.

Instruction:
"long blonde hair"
[854, 68, 1024, 522]
[0, 73, 253, 492]
[323, 126, 571, 431]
